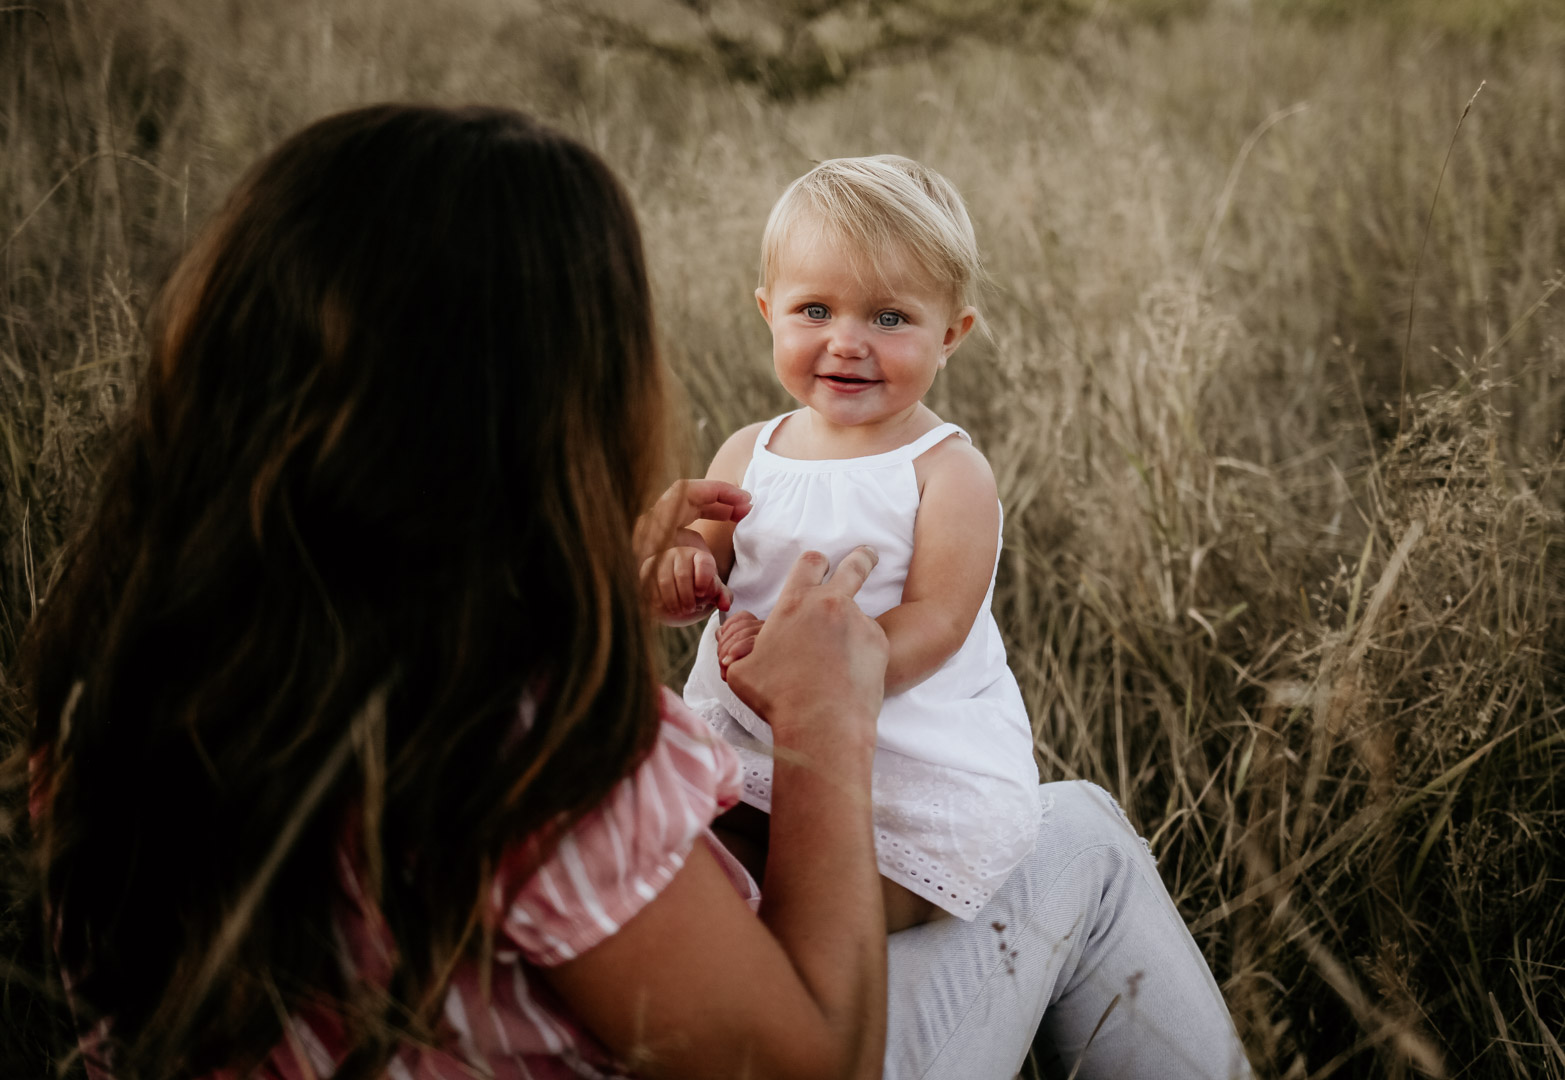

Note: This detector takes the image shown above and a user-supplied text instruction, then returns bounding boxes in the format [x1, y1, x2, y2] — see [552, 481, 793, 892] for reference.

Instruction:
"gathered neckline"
[752, 411, 967, 474]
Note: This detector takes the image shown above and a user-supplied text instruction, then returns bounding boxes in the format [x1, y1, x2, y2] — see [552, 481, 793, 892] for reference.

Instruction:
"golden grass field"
[2, 0, 1562, 1076]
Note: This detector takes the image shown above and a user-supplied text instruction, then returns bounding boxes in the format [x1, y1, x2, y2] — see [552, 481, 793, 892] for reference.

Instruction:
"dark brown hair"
[21, 104, 667, 1077]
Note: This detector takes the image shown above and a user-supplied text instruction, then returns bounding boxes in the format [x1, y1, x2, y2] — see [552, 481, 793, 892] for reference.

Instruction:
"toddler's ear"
[755, 288, 774, 327]
[941, 305, 978, 364]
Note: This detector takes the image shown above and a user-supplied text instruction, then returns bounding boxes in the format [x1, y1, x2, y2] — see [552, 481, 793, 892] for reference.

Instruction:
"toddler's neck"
[766, 405, 944, 461]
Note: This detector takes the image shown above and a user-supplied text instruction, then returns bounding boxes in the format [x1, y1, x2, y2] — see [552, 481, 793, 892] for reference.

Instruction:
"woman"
[21, 104, 1247, 1079]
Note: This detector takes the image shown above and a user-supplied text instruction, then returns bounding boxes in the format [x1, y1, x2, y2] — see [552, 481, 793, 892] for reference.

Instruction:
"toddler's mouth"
[820, 374, 879, 391]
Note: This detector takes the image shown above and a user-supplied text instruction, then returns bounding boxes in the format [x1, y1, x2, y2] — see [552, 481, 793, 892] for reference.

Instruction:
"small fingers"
[718, 620, 763, 669]
[642, 555, 677, 622]
[657, 553, 681, 615]
[721, 610, 760, 633]
[674, 549, 698, 613]
[715, 609, 754, 646]
[693, 550, 718, 598]
[721, 634, 758, 669]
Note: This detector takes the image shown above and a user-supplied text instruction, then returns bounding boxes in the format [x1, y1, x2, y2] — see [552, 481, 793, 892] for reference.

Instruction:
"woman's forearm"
[763, 700, 886, 1078]
[719, 547, 890, 1079]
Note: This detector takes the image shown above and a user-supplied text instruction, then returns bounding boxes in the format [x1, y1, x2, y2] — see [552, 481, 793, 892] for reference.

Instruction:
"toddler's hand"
[716, 611, 764, 677]
[644, 543, 733, 626]
[633, 478, 750, 626]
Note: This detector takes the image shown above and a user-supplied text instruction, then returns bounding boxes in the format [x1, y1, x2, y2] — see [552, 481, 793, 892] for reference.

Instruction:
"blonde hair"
[759, 155, 983, 311]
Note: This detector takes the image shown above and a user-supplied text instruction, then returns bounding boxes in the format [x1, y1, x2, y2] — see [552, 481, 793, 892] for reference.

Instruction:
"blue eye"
[877, 311, 906, 328]
[803, 304, 829, 320]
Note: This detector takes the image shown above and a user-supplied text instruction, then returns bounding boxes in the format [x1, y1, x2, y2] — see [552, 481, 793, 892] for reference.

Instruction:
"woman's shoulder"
[650, 687, 745, 784]
[493, 688, 742, 966]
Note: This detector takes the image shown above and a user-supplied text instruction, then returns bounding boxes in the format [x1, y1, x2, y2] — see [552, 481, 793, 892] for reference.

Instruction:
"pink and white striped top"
[261, 688, 758, 1080]
[48, 689, 755, 1080]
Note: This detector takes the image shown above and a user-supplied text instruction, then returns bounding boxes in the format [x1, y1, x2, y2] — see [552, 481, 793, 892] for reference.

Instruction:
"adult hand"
[724, 546, 887, 736]
[632, 479, 751, 566]
[634, 479, 751, 624]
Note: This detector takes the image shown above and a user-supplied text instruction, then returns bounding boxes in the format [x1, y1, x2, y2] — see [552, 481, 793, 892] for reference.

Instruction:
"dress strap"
[753, 412, 795, 455]
[901, 423, 970, 461]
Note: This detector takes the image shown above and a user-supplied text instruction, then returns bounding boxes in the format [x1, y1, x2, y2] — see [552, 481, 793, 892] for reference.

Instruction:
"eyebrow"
[780, 285, 935, 310]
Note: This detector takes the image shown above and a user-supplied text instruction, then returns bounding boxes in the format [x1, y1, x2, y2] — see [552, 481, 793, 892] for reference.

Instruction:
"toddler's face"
[756, 226, 975, 434]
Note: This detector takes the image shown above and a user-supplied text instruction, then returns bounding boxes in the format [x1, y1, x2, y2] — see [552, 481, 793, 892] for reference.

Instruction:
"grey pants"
[885, 781, 1251, 1079]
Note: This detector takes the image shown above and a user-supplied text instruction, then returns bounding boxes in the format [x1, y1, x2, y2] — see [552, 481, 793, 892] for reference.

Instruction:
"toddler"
[652, 155, 1040, 931]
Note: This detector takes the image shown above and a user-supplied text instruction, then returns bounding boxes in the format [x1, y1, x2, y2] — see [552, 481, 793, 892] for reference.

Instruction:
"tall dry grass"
[2, 1, 1562, 1077]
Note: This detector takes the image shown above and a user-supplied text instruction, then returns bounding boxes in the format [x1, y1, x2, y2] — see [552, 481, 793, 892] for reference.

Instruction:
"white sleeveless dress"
[683, 412, 1041, 919]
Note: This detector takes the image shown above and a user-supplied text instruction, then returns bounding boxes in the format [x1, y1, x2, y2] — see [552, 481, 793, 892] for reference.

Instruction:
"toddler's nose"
[828, 322, 871, 359]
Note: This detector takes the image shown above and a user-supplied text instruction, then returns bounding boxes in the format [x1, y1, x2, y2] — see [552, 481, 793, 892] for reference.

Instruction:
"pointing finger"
[775, 550, 831, 606]
[823, 545, 879, 598]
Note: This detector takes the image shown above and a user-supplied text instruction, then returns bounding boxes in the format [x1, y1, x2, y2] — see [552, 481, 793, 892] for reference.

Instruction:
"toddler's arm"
[876, 434, 1000, 696]
[717, 434, 1000, 697]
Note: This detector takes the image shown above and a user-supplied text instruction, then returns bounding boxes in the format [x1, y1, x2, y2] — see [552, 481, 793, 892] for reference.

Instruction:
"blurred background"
[3, 0, 1563, 1076]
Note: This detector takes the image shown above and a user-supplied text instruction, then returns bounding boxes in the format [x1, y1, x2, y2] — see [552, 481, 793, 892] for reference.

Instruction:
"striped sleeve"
[500, 688, 744, 966]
